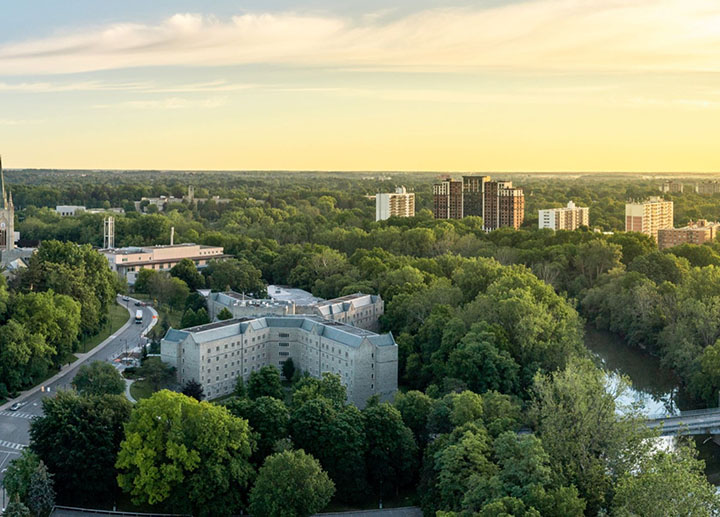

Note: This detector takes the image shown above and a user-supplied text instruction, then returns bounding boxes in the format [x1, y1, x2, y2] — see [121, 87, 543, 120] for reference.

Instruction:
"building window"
[279, 351, 289, 357]
[279, 342, 289, 347]
[279, 333, 290, 338]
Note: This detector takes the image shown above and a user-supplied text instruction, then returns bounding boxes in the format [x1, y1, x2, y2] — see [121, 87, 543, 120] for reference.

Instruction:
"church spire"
[0, 154, 5, 209]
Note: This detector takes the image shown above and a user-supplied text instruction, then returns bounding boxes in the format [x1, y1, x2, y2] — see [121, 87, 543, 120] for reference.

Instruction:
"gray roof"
[267, 284, 324, 306]
[314, 293, 381, 316]
[164, 315, 395, 348]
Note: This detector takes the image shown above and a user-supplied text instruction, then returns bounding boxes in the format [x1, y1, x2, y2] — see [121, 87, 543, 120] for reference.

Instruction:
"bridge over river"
[646, 408, 720, 437]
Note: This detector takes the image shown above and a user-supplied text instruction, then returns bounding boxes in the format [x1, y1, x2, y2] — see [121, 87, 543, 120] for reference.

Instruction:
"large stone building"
[432, 176, 464, 219]
[538, 201, 590, 231]
[161, 316, 398, 407]
[658, 220, 720, 250]
[312, 293, 384, 332]
[375, 186, 415, 221]
[207, 291, 384, 332]
[625, 197, 674, 242]
[0, 159, 14, 254]
[101, 243, 226, 285]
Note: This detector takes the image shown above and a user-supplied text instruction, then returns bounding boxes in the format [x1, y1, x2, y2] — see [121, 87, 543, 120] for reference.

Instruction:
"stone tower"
[0, 156, 15, 252]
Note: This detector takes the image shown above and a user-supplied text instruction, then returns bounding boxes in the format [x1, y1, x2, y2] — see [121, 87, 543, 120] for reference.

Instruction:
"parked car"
[122, 296, 129, 301]
[135, 301, 142, 306]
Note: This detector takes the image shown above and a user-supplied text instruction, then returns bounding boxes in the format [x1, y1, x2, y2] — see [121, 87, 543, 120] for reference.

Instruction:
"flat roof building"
[625, 197, 674, 242]
[56, 205, 86, 217]
[161, 316, 398, 407]
[433, 176, 464, 219]
[485, 180, 525, 230]
[101, 243, 226, 285]
[538, 201, 589, 231]
[658, 220, 720, 250]
[376, 186, 415, 221]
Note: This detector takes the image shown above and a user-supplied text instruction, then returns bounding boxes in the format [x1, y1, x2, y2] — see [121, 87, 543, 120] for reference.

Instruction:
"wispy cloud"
[0, 79, 255, 93]
[0, 0, 719, 75]
[92, 96, 228, 110]
[0, 118, 44, 125]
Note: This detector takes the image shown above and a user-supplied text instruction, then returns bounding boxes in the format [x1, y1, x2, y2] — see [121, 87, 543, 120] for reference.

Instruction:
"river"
[584, 326, 720, 485]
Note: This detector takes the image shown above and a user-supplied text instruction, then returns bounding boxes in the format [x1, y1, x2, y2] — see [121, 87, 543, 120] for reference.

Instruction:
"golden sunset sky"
[1, 0, 719, 171]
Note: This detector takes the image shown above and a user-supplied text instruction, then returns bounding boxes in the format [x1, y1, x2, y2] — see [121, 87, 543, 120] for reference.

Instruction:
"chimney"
[170, 227, 175, 246]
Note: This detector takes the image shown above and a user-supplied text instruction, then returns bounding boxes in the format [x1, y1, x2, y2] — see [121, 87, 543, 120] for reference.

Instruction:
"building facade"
[56, 205, 86, 217]
[376, 186, 415, 221]
[312, 293, 384, 332]
[538, 201, 590, 231]
[625, 197, 674, 242]
[161, 316, 398, 407]
[696, 181, 720, 195]
[0, 159, 14, 253]
[462, 175, 490, 218]
[432, 176, 464, 219]
[484, 180, 525, 230]
[658, 220, 720, 250]
[102, 243, 226, 285]
[659, 181, 684, 194]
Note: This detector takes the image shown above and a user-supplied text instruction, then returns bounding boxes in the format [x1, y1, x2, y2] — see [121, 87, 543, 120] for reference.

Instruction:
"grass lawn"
[129, 379, 155, 401]
[77, 303, 131, 353]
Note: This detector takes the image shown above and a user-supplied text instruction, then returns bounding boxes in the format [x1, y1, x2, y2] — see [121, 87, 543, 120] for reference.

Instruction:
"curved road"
[0, 296, 157, 508]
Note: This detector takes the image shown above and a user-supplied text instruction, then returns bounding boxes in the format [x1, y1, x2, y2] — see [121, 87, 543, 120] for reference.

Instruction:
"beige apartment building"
[102, 243, 226, 285]
[538, 201, 589, 231]
[659, 181, 684, 194]
[625, 197, 674, 242]
[375, 187, 415, 221]
[657, 220, 720, 250]
[161, 316, 398, 407]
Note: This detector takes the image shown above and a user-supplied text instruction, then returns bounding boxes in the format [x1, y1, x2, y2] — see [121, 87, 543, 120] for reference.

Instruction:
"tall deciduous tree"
[362, 402, 418, 497]
[29, 391, 131, 505]
[170, 258, 205, 290]
[226, 396, 289, 462]
[247, 365, 284, 400]
[72, 361, 125, 396]
[27, 461, 55, 517]
[2, 450, 41, 503]
[248, 449, 335, 517]
[116, 390, 255, 517]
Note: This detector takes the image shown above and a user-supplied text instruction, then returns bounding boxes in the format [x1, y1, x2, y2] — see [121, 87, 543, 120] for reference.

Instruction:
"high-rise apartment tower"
[625, 197, 673, 242]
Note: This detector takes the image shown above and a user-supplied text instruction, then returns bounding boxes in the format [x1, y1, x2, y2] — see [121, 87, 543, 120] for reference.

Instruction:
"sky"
[1, 0, 720, 172]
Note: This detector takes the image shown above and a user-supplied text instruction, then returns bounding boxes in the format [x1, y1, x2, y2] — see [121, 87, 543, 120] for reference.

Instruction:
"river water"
[584, 326, 720, 484]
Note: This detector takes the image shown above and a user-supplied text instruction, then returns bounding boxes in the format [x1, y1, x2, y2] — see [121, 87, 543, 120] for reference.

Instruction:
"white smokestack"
[170, 227, 175, 246]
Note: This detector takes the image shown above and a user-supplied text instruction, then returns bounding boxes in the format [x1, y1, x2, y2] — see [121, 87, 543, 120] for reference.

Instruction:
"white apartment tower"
[538, 201, 589, 231]
[376, 186, 415, 221]
[625, 197, 674, 242]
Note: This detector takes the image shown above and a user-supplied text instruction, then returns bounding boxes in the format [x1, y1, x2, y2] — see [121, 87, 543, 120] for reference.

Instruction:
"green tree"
[27, 461, 54, 517]
[11, 291, 82, 366]
[226, 396, 289, 461]
[394, 390, 434, 447]
[29, 391, 131, 505]
[72, 361, 125, 396]
[248, 449, 335, 517]
[181, 379, 205, 400]
[203, 258, 266, 296]
[613, 445, 720, 517]
[574, 239, 624, 286]
[446, 323, 520, 395]
[291, 373, 346, 407]
[289, 398, 368, 501]
[137, 357, 175, 392]
[2, 450, 40, 502]
[148, 274, 190, 310]
[530, 358, 651, 515]
[217, 307, 233, 320]
[116, 390, 255, 516]
[362, 402, 418, 496]
[282, 358, 295, 382]
[133, 269, 158, 294]
[170, 258, 205, 291]
[0, 320, 51, 395]
[2, 497, 31, 517]
[247, 365, 284, 400]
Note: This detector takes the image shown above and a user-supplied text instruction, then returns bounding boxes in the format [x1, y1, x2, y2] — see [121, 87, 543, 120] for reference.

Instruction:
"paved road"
[0, 296, 156, 507]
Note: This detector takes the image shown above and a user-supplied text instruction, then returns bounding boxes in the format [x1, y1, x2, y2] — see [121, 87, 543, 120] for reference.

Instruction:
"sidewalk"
[0, 298, 153, 412]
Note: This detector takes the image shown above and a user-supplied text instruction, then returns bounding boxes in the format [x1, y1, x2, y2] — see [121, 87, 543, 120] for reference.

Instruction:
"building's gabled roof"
[165, 315, 396, 348]
[313, 293, 381, 317]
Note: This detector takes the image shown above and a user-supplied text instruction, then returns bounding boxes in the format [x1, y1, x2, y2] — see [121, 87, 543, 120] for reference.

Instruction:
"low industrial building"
[161, 316, 398, 407]
[101, 243, 226, 285]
